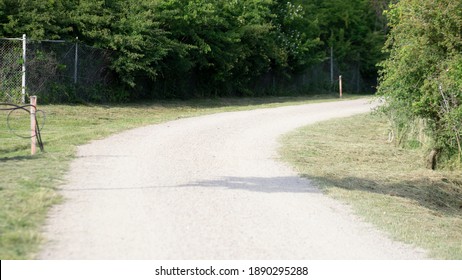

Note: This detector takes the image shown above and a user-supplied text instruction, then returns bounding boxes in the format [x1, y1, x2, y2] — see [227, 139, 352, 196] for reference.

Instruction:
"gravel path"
[39, 99, 427, 259]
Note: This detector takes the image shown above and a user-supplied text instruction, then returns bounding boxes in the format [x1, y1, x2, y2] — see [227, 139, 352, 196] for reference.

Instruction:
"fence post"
[339, 75, 343, 98]
[30, 95, 37, 155]
[330, 46, 334, 84]
[21, 34, 26, 104]
[74, 37, 78, 84]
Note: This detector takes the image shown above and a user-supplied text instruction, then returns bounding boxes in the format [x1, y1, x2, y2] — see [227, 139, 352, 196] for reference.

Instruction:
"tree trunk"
[426, 148, 440, 170]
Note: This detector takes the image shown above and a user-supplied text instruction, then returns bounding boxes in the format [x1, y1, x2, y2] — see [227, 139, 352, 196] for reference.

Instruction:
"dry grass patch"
[280, 113, 462, 259]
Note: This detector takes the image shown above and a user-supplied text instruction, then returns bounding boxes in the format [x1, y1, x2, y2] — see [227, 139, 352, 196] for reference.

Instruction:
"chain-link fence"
[253, 58, 376, 96]
[0, 36, 114, 104]
[0, 38, 23, 103]
[2, 35, 376, 103]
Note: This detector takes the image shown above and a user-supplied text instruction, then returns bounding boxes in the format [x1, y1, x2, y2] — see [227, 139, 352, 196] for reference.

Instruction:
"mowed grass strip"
[280, 113, 462, 259]
[0, 94, 357, 259]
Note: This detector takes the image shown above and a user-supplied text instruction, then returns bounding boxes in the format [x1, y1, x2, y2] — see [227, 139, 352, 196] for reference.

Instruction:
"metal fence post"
[74, 37, 78, 84]
[21, 34, 26, 104]
[330, 46, 334, 84]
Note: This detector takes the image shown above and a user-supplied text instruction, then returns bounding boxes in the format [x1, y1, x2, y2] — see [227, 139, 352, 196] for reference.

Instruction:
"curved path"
[39, 99, 426, 259]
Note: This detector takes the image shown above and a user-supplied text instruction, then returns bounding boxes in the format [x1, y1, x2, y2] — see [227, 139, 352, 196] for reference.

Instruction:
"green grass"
[0, 94, 360, 259]
[280, 113, 462, 259]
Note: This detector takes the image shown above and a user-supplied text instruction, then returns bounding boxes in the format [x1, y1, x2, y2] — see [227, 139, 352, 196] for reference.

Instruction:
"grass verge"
[0, 94, 360, 259]
[280, 113, 462, 259]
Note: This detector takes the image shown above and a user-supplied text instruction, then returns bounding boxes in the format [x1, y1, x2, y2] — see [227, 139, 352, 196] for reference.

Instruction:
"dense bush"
[378, 0, 462, 168]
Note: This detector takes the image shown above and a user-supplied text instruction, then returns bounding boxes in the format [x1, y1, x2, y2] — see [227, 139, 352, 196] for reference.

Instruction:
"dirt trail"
[39, 99, 426, 259]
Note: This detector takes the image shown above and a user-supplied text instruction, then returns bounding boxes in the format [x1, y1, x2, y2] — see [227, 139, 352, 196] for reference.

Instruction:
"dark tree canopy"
[0, 0, 387, 97]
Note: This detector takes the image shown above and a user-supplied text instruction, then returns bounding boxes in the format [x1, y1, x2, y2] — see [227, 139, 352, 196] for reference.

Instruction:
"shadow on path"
[180, 176, 320, 194]
[62, 176, 320, 194]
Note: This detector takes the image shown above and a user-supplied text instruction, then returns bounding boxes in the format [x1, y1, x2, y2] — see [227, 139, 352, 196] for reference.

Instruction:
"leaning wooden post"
[339, 75, 343, 98]
[30, 96, 37, 155]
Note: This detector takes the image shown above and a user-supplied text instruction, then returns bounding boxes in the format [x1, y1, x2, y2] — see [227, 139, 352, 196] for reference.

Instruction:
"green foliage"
[0, 0, 72, 39]
[299, 0, 387, 75]
[153, 0, 323, 97]
[378, 0, 462, 166]
[71, 0, 174, 87]
[273, 1, 323, 70]
[0, 0, 387, 98]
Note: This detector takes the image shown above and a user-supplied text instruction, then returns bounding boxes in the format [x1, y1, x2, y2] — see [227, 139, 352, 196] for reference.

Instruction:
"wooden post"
[339, 75, 343, 98]
[30, 96, 37, 155]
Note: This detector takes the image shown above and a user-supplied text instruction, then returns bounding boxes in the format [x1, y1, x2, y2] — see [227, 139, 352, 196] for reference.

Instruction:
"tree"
[0, 0, 72, 39]
[290, 0, 387, 92]
[154, 0, 322, 97]
[378, 0, 462, 168]
[0, 0, 388, 99]
[71, 0, 174, 87]
[272, 0, 323, 71]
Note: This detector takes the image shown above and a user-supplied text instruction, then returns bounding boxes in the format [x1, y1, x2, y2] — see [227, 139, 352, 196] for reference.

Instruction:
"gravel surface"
[39, 99, 427, 259]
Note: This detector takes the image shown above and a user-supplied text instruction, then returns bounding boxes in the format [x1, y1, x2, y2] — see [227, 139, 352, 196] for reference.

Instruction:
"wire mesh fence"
[0, 36, 114, 104]
[250, 59, 375, 97]
[0, 38, 23, 103]
[2, 35, 376, 103]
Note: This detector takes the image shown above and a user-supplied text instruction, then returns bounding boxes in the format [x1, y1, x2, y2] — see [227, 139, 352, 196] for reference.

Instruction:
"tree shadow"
[94, 95, 346, 110]
[179, 176, 321, 194]
[62, 176, 321, 193]
[0, 155, 40, 162]
[303, 174, 462, 218]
